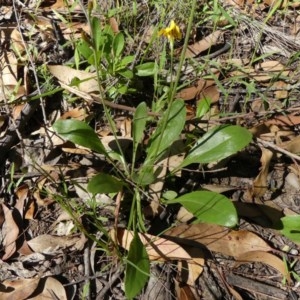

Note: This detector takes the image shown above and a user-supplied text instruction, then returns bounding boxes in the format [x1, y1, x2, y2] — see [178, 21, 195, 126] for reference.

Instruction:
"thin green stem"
[149, 0, 197, 164]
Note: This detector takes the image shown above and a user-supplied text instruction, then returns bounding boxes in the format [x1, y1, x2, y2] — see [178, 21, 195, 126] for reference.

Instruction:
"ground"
[1, 0, 300, 299]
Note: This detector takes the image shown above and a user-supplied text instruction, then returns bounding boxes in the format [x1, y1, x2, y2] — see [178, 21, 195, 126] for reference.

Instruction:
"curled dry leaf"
[235, 251, 291, 284]
[251, 147, 273, 197]
[0, 278, 40, 300]
[111, 228, 192, 261]
[164, 223, 272, 258]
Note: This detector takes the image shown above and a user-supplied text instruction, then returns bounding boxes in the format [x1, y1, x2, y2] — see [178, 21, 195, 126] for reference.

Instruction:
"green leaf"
[87, 173, 124, 194]
[113, 32, 125, 57]
[196, 98, 211, 118]
[133, 102, 148, 153]
[168, 191, 238, 227]
[76, 39, 93, 61]
[117, 69, 134, 79]
[119, 55, 135, 67]
[135, 62, 157, 77]
[181, 125, 252, 167]
[132, 167, 155, 186]
[125, 233, 150, 299]
[53, 119, 106, 154]
[146, 99, 186, 162]
[280, 215, 300, 243]
[91, 17, 102, 51]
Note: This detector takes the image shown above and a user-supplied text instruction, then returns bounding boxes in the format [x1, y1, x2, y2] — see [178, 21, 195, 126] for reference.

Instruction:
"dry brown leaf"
[33, 188, 55, 207]
[185, 31, 222, 58]
[178, 283, 198, 300]
[249, 123, 270, 137]
[230, 61, 289, 82]
[0, 278, 40, 300]
[15, 184, 29, 217]
[27, 234, 81, 253]
[199, 85, 220, 104]
[0, 52, 17, 86]
[60, 107, 88, 121]
[236, 251, 291, 283]
[0, 51, 25, 102]
[10, 29, 25, 55]
[251, 147, 273, 197]
[148, 157, 168, 216]
[177, 207, 194, 223]
[1, 204, 19, 260]
[253, 61, 289, 82]
[176, 79, 216, 101]
[112, 228, 192, 261]
[27, 277, 67, 300]
[265, 114, 300, 127]
[223, 0, 246, 7]
[280, 136, 300, 154]
[164, 223, 272, 258]
[25, 199, 36, 220]
[176, 79, 207, 101]
[273, 81, 288, 99]
[48, 65, 99, 93]
[264, 0, 288, 8]
[178, 246, 204, 287]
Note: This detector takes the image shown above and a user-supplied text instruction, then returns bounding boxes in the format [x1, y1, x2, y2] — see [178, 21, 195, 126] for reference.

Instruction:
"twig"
[96, 265, 124, 300]
[257, 137, 300, 162]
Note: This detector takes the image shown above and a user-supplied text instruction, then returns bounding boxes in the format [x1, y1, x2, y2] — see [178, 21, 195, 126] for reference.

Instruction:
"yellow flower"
[158, 20, 182, 42]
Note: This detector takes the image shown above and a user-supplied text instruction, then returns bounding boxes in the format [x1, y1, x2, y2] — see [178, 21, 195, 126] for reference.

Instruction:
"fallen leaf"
[185, 31, 222, 58]
[0, 278, 40, 300]
[176, 79, 215, 101]
[164, 223, 272, 258]
[60, 107, 88, 121]
[28, 277, 67, 300]
[280, 136, 300, 154]
[251, 147, 273, 197]
[265, 114, 300, 127]
[27, 234, 81, 253]
[178, 246, 204, 287]
[48, 65, 100, 93]
[236, 251, 291, 283]
[15, 184, 29, 217]
[178, 283, 198, 300]
[112, 228, 192, 261]
[1, 204, 19, 260]
[199, 85, 220, 103]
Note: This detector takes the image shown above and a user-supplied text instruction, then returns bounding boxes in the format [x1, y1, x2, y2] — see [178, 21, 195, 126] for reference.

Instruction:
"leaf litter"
[1, 0, 300, 299]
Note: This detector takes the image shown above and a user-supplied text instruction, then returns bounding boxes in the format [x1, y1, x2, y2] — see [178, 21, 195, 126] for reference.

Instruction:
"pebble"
[290, 248, 299, 255]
